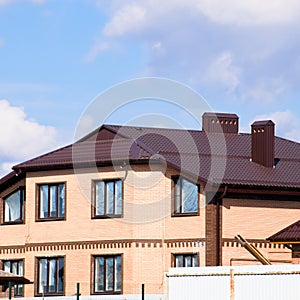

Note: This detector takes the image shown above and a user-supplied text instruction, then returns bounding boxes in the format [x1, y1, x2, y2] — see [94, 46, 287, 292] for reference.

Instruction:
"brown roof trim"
[0, 171, 25, 193]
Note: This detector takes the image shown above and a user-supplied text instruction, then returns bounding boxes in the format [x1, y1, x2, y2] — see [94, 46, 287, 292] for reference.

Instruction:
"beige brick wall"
[0, 165, 206, 296]
[2, 165, 300, 296]
[222, 197, 300, 265]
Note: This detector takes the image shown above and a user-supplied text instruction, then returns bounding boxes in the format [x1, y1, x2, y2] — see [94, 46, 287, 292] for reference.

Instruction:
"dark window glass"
[94, 180, 122, 217]
[3, 189, 24, 223]
[38, 183, 65, 220]
[94, 255, 122, 294]
[174, 254, 199, 267]
[37, 257, 64, 295]
[3, 260, 24, 296]
[173, 177, 198, 215]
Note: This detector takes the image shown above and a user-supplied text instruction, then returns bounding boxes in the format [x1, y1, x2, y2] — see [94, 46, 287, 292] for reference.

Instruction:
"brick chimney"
[251, 120, 275, 168]
[202, 112, 239, 134]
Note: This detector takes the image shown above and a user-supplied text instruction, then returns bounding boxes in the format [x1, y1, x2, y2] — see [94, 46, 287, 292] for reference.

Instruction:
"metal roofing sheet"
[3, 123, 300, 189]
[268, 220, 300, 242]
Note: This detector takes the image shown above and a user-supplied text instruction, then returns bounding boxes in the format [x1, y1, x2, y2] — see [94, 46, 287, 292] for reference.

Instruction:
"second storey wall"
[0, 164, 206, 245]
[0, 165, 207, 296]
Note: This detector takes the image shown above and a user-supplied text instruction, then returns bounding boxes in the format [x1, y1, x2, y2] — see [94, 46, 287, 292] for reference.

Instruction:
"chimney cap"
[202, 112, 239, 119]
[251, 120, 274, 126]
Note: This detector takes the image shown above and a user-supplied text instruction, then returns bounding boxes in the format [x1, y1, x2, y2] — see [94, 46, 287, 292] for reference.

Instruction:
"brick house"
[0, 112, 300, 299]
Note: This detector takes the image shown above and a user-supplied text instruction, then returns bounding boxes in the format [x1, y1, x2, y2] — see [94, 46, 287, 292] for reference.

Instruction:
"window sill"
[92, 291, 122, 295]
[1, 221, 24, 225]
[36, 217, 65, 222]
[92, 215, 123, 219]
[35, 293, 64, 297]
[171, 212, 199, 217]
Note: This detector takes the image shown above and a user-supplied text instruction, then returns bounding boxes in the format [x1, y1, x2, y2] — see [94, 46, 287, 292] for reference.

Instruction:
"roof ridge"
[275, 135, 300, 145]
[79, 138, 132, 145]
[106, 124, 205, 133]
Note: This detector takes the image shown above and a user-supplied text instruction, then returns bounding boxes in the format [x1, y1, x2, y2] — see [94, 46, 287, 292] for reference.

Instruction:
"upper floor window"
[38, 183, 65, 220]
[173, 253, 199, 267]
[3, 259, 24, 297]
[172, 176, 199, 216]
[3, 189, 24, 224]
[93, 255, 122, 294]
[93, 179, 122, 218]
[37, 257, 64, 296]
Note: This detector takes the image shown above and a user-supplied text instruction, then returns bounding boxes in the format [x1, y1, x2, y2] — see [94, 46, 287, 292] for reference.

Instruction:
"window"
[3, 260, 24, 297]
[37, 257, 64, 296]
[93, 180, 122, 218]
[172, 177, 198, 215]
[38, 183, 65, 220]
[3, 189, 24, 224]
[173, 253, 199, 267]
[93, 255, 122, 294]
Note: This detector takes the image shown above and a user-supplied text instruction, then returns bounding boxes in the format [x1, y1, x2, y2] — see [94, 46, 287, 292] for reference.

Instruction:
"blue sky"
[1, 0, 300, 176]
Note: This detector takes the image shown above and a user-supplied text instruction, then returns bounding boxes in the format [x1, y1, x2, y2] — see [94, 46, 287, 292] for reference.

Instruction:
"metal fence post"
[8, 282, 12, 300]
[76, 282, 80, 300]
[142, 283, 145, 300]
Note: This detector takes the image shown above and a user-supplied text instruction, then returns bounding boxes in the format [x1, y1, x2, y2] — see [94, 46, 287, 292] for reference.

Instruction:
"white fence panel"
[168, 274, 229, 300]
[166, 265, 300, 300]
[234, 272, 300, 300]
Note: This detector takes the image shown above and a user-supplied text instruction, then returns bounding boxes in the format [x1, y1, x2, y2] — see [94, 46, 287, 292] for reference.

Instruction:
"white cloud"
[100, 0, 300, 39]
[197, 0, 300, 26]
[90, 0, 300, 113]
[85, 41, 110, 62]
[241, 78, 286, 103]
[0, 161, 17, 176]
[205, 52, 240, 93]
[103, 4, 147, 37]
[251, 111, 300, 142]
[0, 100, 57, 161]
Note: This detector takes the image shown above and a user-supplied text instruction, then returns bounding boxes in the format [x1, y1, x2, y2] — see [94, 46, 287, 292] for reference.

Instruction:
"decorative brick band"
[222, 238, 286, 249]
[0, 238, 206, 254]
[165, 239, 205, 248]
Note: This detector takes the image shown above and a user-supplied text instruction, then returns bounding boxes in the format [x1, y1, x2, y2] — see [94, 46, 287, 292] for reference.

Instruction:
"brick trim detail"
[0, 238, 206, 254]
[222, 238, 286, 249]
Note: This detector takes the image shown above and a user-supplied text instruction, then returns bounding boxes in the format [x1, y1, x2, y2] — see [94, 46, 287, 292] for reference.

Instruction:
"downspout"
[216, 185, 228, 266]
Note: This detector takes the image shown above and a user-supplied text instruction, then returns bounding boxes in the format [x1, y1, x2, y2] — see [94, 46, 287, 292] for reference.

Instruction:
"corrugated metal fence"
[166, 265, 300, 300]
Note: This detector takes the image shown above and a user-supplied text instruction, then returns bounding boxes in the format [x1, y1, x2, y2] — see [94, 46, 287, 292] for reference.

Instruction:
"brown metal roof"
[268, 220, 300, 242]
[13, 138, 153, 171]
[2, 123, 300, 189]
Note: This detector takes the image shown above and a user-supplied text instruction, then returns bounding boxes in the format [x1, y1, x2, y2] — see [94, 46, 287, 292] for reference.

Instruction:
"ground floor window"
[93, 255, 122, 294]
[3, 260, 24, 297]
[173, 253, 199, 267]
[37, 257, 64, 296]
